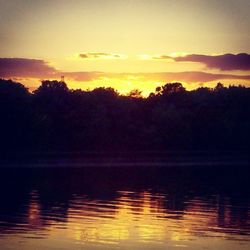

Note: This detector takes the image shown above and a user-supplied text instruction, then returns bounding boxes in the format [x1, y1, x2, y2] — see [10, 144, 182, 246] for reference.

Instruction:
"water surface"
[0, 166, 249, 249]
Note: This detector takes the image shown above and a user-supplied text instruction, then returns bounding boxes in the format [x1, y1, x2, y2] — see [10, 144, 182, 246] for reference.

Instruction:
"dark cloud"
[0, 57, 105, 82]
[79, 53, 123, 59]
[1, 58, 250, 85]
[143, 71, 250, 83]
[155, 53, 250, 71]
[0, 58, 57, 78]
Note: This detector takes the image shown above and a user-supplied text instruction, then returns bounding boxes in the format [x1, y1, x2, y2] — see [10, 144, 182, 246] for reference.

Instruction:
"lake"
[0, 164, 249, 250]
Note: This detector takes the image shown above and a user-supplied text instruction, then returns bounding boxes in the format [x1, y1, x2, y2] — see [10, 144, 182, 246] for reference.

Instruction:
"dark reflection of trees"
[216, 195, 250, 234]
[0, 167, 249, 236]
[0, 187, 30, 231]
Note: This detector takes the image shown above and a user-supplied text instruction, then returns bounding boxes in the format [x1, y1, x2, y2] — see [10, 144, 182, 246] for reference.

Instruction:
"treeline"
[0, 78, 250, 152]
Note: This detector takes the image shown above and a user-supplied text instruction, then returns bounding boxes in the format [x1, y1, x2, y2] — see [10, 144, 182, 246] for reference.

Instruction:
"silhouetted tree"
[156, 82, 186, 96]
[0, 79, 250, 152]
[0, 79, 32, 152]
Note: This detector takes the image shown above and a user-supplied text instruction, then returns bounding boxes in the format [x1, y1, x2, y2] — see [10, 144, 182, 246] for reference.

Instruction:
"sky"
[0, 0, 250, 95]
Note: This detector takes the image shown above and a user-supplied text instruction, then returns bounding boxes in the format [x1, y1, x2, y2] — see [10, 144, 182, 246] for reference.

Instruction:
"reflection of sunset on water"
[0, 168, 250, 250]
[28, 191, 42, 228]
[15, 190, 248, 250]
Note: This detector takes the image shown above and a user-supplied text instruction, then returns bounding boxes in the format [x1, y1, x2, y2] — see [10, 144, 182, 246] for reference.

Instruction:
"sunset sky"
[1, 0, 250, 95]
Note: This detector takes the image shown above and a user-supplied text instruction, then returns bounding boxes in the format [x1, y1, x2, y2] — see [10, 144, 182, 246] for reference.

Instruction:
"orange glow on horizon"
[16, 75, 250, 98]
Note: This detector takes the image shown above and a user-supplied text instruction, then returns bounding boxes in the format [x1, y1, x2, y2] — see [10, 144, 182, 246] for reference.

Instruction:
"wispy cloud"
[79, 52, 126, 59]
[152, 53, 250, 71]
[63, 71, 103, 82]
[60, 71, 250, 84]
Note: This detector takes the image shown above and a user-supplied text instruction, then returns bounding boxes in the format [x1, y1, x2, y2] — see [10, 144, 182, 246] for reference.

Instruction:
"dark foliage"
[0, 79, 250, 152]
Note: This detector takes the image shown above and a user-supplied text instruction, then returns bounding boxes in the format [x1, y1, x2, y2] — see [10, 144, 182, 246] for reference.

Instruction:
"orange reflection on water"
[64, 191, 190, 246]
[27, 190, 42, 229]
[4, 189, 248, 250]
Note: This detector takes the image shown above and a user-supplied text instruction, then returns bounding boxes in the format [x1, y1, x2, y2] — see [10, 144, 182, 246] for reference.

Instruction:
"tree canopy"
[0, 78, 250, 152]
